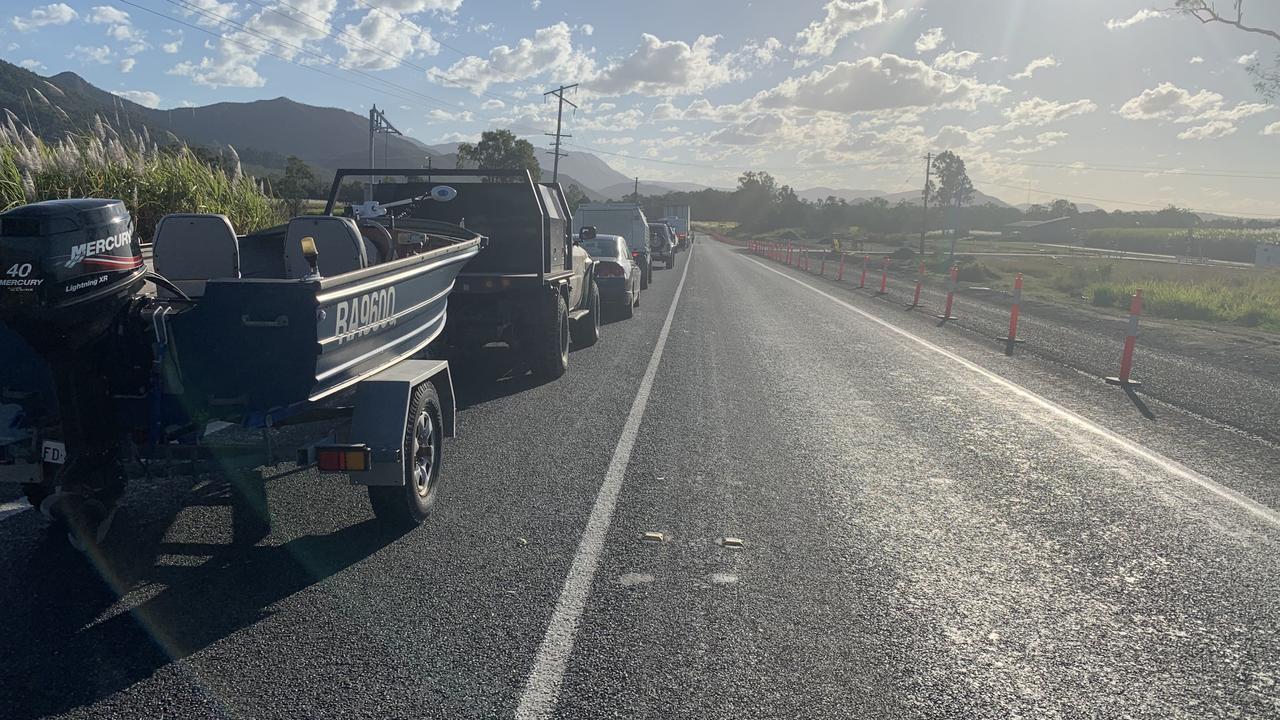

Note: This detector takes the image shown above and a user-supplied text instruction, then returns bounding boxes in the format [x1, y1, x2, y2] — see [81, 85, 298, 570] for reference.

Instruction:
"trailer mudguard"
[345, 359, 455, 487]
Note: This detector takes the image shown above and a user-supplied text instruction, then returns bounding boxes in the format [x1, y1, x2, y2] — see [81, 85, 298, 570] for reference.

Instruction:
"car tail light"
[597, 262, 625, 277]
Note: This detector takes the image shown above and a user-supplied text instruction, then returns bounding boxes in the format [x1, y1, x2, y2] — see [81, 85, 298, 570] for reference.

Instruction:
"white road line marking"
[0, 499, 30, 523]
[740, 250, 1280, 529]
[516, 250, 695, 720]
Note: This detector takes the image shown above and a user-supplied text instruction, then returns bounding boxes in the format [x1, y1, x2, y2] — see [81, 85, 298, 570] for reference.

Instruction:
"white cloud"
[1002, 97, 1097, 127]
[358, 0, 462, 12]
[586, 34, 740, 96]
[1105, 9, 1164, 30]
[709, 114, 788, 146]
[119, 58, 135, 73]
[434, 22, 591, 92]
[755, 54, 1009, 114]
[1189, 56, 1204, 64]
[1237, 51, 1258, 66]
[162, 39, 183, 53]
[171, 0, 339, 88]
[933, 50, 981, 72]
[72, 45, 114, 65]
[1010, 55, 1057, 80]
[735, 37, 783, 66]
[1118, 82, 1269, 123]
[11, 3, 78, 31]
[339, 9, 439, 70]
[914, 27, 944, 53]
[1263, 121, 1280, 136]
[481, 98, 504, 109]
[169, 57, 265, 88]
[1177, 120, 1236, 140]
[580, 23, 594, 36]
[1001, 130, 1069, 154]
[793, 0, 888, 58]
[18, 58, 45, 71]
[117, 90, 160, 108]
[87, 5, 129, 24]
[530, 0, 541, 8]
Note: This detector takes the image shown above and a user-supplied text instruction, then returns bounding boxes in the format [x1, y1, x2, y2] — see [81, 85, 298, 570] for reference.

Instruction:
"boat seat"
[283, 216, 368, 279]
[153, 213, 241, 298]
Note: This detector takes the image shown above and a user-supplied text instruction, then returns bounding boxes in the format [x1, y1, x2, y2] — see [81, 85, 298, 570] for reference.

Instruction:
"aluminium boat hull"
[167, 236, 480, 414]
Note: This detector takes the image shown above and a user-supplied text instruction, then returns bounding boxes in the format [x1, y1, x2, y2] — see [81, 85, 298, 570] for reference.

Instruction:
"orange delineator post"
[819, 257, 826, 277]
[937, 264, 959, 320]
[787, 243, 794, 266]
[999, 273, 1024, 355]
[1106, 289, 1144, 387]
[877, 258, 889, 294]
[859, 255, 869, 288]
[907, 261, 925, 309]
[837, 253, 846, 281]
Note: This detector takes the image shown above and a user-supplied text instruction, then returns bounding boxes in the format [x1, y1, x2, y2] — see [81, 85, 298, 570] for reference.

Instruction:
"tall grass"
[0, 110, 285, 240]
[1088, 273, 1280, 331]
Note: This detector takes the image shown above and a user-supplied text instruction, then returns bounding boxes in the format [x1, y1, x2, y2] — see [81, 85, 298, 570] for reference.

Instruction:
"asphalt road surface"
[1, 240, 1278, 719]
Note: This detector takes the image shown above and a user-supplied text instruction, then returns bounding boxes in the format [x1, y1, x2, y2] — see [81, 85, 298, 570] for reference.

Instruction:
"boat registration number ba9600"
[333, 287, 397, 345]
[41, 441, 66, 464]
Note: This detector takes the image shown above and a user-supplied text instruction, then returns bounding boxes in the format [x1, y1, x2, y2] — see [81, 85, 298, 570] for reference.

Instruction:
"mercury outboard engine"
[0, 198, 147, 542]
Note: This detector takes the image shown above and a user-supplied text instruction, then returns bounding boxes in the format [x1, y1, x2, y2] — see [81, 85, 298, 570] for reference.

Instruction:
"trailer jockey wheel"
[40, 454, 126, 551]
[369, 382, 443, 527]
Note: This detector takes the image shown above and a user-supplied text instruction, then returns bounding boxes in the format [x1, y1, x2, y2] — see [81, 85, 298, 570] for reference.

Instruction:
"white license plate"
[41, 440, 66, 465]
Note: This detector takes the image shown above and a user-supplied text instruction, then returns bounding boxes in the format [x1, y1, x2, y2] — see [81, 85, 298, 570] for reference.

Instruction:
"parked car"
[578, 228, 640, 319]
[575, 203, 652, 289]
[649, 222, 677, 269]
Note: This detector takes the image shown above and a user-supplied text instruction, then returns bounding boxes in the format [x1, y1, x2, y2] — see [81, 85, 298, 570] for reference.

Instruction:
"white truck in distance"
[660, 206, 692, 249]
[575, 203, 653, 289]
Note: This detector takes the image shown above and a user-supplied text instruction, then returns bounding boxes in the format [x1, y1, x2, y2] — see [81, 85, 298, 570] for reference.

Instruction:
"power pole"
[634, 176, 639, 199]
[368, 104, 402, 198]
[919, 152, 933, 256]
[543, 83, 578, 184]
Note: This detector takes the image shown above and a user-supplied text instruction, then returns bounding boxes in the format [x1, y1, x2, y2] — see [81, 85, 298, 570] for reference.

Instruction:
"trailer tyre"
[369, 382, 443, 527]
[531, 292, 569, 380]
[666, 254, 675, 269]
[573, 281, 600, 348]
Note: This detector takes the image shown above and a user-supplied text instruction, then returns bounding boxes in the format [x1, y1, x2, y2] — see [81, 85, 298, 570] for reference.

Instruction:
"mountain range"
[3, 57, 1062, 211]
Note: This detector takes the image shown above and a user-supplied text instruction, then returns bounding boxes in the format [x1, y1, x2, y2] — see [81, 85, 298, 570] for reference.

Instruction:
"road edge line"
[515, 248, 695, 720]
[740, 250, 1280, 530]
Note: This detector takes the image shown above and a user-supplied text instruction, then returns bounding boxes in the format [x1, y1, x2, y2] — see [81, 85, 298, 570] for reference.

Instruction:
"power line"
[1010, 158, 1280, 181]
[972, 176, 1279, 219]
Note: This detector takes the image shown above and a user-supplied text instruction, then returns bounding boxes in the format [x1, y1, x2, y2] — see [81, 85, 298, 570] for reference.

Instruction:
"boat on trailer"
[0, 177, 482, 547]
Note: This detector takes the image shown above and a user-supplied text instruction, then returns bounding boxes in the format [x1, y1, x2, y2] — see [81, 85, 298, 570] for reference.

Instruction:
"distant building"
[1002, 217, 1075, 243]
[1258, 244, 1280, 268]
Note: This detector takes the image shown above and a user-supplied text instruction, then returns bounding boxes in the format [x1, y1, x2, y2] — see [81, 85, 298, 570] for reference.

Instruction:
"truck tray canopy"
[329, 169, 570, 279]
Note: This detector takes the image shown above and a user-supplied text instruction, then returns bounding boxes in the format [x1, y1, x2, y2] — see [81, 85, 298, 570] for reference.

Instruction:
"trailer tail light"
[597, 262, 625, 277]
[316, 444, 371, 472]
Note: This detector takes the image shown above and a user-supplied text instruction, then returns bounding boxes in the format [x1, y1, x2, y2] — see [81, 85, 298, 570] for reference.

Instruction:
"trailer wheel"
[666, 254, 675, 269]
[573, 280, 600, 348]
[368, 382, 442, 527]
[530, 292, 569, 380]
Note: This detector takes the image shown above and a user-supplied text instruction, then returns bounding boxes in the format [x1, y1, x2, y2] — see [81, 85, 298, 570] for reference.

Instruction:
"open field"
[965, 256, 1280, 332]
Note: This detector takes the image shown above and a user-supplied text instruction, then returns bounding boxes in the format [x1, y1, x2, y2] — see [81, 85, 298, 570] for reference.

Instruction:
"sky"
[4, 0, 1280, 216]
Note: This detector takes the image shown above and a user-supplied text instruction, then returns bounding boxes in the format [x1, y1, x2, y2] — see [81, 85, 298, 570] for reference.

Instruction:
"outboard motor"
[0, 199, 147, 541]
